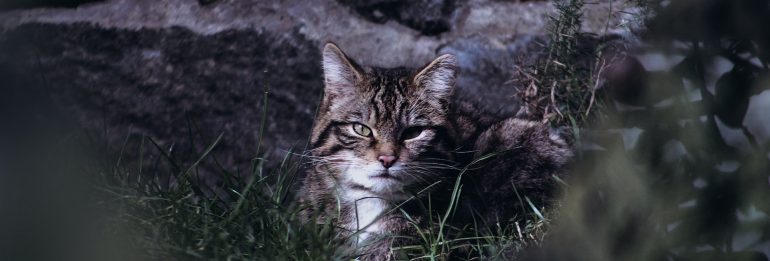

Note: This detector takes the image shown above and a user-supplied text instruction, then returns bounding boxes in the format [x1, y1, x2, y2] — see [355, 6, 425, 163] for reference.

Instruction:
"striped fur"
[299, 43, 572, 260]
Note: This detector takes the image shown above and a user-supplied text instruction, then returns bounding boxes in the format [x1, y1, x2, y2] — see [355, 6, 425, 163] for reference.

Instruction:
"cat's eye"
[352, 123, 372, 137]
[401, 126, 424, 141]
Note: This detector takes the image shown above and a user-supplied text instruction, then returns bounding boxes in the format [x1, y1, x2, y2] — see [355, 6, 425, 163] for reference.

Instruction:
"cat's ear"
[322, 43, 363, 94]
[413, 54, 457, 99]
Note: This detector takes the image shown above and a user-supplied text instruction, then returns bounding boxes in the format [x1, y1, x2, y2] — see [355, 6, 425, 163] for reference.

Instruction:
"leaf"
[525, 197, 545, 221]
[714, 66, 755, 128]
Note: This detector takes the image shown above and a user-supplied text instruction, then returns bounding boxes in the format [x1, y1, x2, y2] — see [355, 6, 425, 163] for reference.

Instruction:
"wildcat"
[298, 43, 572, 260]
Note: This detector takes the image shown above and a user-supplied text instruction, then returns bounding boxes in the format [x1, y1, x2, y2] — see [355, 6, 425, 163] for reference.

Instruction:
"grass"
[93, 70, 554, 260]
[94, 132, 553, 260]
[515, 0, 612, 128]
[91, 1, 603, 259]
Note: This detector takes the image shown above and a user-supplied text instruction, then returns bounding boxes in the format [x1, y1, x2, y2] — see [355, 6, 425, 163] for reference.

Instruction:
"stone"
[336, 0, 455, 35]
[0, 0, 102, 10]
[0, 23, 324, 185]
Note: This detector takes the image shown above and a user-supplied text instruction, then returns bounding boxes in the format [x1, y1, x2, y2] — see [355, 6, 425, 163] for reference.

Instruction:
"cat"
[298, 43, 572, 260]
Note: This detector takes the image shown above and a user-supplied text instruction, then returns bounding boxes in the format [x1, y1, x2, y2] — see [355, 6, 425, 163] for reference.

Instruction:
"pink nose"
[378, 155, 398, 168]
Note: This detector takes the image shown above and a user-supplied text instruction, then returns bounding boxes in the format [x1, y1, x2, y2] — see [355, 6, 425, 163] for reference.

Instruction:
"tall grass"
[516, 0, 611, 128]
[91, 3, 605, 260]
[94, 71, 341, 260]
[95, 73, 551, 260]
[95, 133, 552, 260]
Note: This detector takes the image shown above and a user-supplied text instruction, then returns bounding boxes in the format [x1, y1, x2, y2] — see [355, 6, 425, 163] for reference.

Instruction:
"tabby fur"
[298, 43, 572, 260]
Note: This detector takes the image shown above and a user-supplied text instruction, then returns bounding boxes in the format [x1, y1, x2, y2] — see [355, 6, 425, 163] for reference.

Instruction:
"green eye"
[352, 123, 372, 137]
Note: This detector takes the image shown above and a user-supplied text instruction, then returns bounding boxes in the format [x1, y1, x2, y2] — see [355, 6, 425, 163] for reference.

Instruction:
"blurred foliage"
[527, 0, 770, 260]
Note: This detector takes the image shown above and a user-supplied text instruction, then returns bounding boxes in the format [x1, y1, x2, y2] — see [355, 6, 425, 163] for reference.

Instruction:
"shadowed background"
[0, 0, 769, 260]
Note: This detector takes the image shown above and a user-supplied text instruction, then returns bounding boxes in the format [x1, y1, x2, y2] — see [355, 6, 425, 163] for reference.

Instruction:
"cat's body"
[298, 43, 571, 260]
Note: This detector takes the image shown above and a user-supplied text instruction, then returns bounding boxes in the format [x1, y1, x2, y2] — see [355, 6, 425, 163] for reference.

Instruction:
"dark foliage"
[527, 0, 770, 260]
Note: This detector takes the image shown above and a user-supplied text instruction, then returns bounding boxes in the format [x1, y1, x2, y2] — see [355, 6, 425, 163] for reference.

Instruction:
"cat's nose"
[378, 155, 398, 169]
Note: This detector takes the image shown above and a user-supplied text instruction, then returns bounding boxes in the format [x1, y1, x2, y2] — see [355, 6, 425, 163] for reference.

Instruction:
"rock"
[0, 0, 102, 10]
[0, 23, 324, 184]
[439, 35, 545, 115]
[336, 0, 455, 35]
[0, 0, 639, 183]
[0, 0, 636, 67]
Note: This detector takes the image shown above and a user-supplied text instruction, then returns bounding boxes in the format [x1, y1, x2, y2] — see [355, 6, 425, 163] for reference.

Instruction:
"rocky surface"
[1, 23, 323, 181]
[0, 0, 102, 10]
[0, 0, 639, 180]
[0, 0, 639, 65]
[337, 0, 457, 35]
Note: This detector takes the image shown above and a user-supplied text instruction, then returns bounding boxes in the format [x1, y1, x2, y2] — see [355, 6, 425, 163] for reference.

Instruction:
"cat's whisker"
[420, 157, 458, 163]
[410, 164, 457, 170]
[404, 163, 443, 170]
[405, 162, 459, 171]
[397, 170, 432, 184]
[297, 44, 573, 259]
[400, 168, 441, 180]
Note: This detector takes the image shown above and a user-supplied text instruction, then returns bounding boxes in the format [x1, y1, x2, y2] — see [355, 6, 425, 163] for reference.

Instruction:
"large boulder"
[0, 23, 323, 184]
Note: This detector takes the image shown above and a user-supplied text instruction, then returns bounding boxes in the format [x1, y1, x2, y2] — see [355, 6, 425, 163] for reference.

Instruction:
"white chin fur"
[335, 156, 407, 199]
[339, 163, 403, 244]
[336, 158, 409, 244]
[342, 163, 401, 193]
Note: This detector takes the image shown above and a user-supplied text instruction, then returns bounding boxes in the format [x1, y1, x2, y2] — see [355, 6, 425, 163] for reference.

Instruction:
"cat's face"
[309, 43, 457, 199]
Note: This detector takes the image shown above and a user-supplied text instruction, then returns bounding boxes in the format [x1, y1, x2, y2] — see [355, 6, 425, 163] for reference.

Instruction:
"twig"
[585, 58, 607, 117]
[550, 81, 564, 118]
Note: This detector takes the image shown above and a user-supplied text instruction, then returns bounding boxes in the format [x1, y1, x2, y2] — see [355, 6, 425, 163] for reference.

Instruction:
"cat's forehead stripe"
[367, 69, 409, 127]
